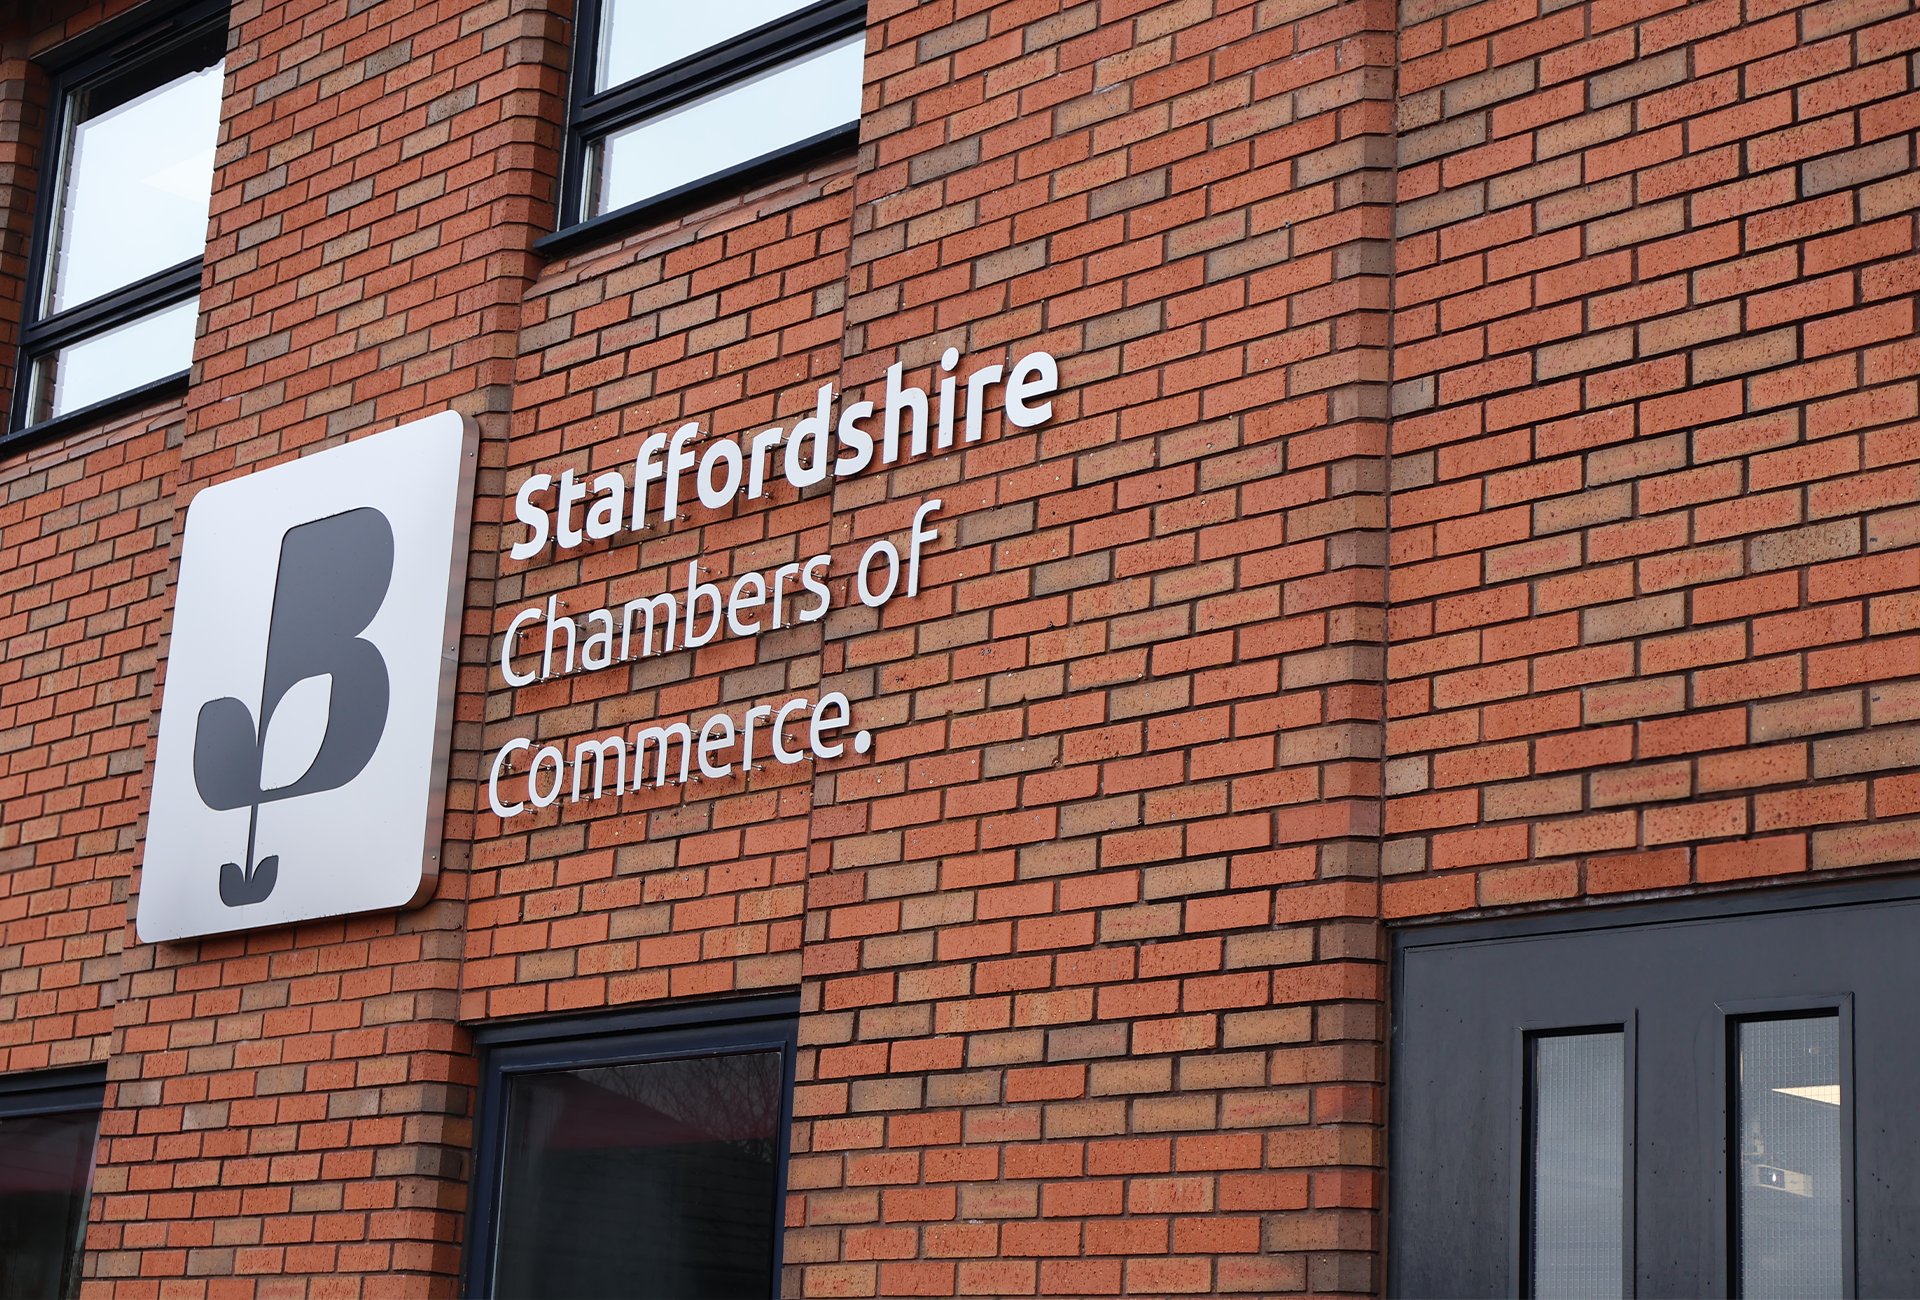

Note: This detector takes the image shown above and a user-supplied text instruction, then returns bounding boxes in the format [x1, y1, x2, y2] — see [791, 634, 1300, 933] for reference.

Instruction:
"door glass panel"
[1529, 1031, 1626, 1300]
[1736, 1015, 1843, 1298]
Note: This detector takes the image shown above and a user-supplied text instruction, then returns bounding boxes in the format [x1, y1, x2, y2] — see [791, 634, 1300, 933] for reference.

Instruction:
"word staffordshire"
[508, 349, 1057, 558]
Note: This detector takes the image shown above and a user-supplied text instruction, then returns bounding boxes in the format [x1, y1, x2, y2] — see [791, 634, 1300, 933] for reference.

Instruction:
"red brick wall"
[0, 0, 1911, 1296]
[0, 405, 176, 1076]
[1385, 0, 1920, 915]
[0, 10, 141, 1083]
[473, 0, 1404, 1290]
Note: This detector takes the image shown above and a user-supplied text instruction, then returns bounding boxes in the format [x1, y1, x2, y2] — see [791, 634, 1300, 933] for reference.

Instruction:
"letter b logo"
[139, 413, 477, 942]
[191, 508, 394, 906]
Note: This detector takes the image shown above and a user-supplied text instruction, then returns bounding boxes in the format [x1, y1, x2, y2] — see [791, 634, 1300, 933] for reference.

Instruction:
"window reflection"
[16, 20, 223, 432]
[0, 1107, 100, 1300]
[586, 36, 865, 219]
[594, 0, 817, 89]
[44, 35, 224, 315]
[1737, 1015, 1844, 1299]
[29, 297, 200, 424]
[492, 1050, 784, 1299]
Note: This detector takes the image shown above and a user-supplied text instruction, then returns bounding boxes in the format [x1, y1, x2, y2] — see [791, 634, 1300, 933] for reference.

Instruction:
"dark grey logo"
[191, 508, 394, 906]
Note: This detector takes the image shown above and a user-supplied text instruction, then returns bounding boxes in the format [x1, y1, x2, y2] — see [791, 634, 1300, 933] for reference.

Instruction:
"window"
[464, 997, 797, 1299]
[13, 0, 226, 438]
[558, 0, 865, 236]
[1526, 1030, 1627, 1300]
[1734, 1014, 1845, 1299]
[0, 1066, 105, 1300]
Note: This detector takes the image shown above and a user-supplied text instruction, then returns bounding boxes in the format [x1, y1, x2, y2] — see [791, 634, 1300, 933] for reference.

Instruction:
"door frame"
[1387, 871, 1920, 1297]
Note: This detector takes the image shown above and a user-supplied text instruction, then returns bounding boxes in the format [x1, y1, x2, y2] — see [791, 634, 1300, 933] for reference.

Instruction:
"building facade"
[0, 0, 1915, 1294]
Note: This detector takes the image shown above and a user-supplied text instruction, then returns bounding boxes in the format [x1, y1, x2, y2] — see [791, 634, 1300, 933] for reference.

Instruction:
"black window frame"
[0, 1063, 108, 1300]
[542, 0, 866, 256]
[462, 993, 800, 1299]
[8, 0, 228, 450]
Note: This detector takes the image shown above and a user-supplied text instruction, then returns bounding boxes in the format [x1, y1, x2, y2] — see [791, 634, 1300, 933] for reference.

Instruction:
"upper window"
[560, 0, 865, 234]
[463, 997, 797, 1299]
[14, 1, 226, 437]
[0, 1066, 105, 1300]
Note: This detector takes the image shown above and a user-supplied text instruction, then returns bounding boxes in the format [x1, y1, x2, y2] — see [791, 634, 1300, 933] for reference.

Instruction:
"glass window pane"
[492, 1050, 784, 1299]
[28, 297, 199, 424]
[584, 34, 864, 220]
[44, 36, 224, 315]
[594, 0, 819, 90]
[1737, 1015, 1844, 1299]
[0, 1107, 99, 1300]
[1530, 1031, 1626, 1300]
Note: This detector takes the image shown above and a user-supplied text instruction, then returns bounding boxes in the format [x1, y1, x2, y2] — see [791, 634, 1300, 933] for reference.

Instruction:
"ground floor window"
[464, 995, 797, 1299]
[0, 1066, 104, 1300]
[1388, 879, 1915, 1297]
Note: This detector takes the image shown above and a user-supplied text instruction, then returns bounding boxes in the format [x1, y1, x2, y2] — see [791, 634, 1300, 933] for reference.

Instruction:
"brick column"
[82, 1, 566, 1293]
[0, 8, 143, 1083]
[790, 1, 1399, 1293]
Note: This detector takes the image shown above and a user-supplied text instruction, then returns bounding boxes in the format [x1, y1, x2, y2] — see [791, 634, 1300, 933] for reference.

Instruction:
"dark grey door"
[1390, 880, 1920, 1298]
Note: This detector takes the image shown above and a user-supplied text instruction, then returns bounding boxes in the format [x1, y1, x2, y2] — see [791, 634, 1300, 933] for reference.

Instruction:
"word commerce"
[487, 348, 1060, 818]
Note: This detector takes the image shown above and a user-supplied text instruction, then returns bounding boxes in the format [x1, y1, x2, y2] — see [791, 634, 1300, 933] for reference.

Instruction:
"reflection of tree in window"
[493, 1051, 783, 1300]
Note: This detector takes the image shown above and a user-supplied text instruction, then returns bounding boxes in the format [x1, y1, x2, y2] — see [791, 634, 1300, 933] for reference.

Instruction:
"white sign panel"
[138, 412, 477, 942]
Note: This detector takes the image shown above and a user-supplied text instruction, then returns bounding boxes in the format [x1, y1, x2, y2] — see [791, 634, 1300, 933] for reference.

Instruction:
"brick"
[1586, 848, 1690, 895]
[1801, 138, 1912, 197]
[1813, 726, 1920, 778]
[1697, 835, 1808, 882]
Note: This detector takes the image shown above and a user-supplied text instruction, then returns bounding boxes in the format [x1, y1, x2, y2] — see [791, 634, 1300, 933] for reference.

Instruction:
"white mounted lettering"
[489, 350, 1060, 817]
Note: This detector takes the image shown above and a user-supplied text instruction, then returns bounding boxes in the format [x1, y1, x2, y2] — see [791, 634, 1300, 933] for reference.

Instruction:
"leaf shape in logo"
[258, 672, 333, 795]
[193, 695, 264, 811]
